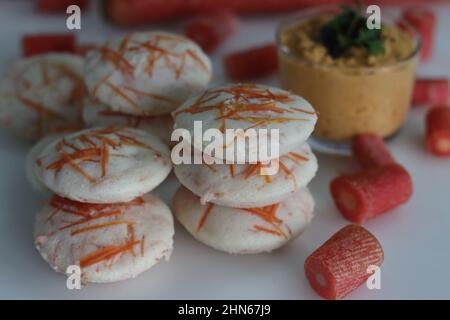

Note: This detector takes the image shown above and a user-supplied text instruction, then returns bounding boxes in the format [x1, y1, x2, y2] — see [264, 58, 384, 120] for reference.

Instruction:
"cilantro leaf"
[317, 3, 384, 58]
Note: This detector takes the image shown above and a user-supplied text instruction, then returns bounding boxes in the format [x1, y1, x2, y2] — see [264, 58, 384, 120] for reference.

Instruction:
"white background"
[0, 1, 449, 299]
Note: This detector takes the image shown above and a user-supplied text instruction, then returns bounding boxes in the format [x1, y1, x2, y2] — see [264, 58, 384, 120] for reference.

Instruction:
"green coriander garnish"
[318, 3, 384, 58]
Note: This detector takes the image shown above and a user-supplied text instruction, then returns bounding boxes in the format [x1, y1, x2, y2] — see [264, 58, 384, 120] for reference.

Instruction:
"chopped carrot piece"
[23, 33, 76, 57]
[330, 164, 413, 223]
[305, 224, 384, 300]
[426, 105, 450, 156]
[224, 44, 278, 81]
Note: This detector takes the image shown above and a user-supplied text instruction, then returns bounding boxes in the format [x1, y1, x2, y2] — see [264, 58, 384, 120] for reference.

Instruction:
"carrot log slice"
[330, 164, 413, 223]
[304, 224, 384, 300]
[426, 105, 450, 156]
[352, 134, 395, 169]
[22, 33, 77, 57]
[224, 44, 278, 81]
[184, 10, 238, 53]
[401, 8, 436, 62]
[412, 78, 449, 107]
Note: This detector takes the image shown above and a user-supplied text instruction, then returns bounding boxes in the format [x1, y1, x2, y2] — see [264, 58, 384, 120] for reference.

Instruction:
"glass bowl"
[276, 5, 421, 155]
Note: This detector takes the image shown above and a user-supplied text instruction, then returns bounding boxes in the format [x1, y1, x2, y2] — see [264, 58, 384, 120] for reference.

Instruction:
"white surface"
[0, 1, 449, 299]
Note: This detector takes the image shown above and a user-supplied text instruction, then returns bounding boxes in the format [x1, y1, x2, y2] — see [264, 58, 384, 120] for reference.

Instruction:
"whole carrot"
[37, 0, 88, 13]
[106, 0, 445, 25]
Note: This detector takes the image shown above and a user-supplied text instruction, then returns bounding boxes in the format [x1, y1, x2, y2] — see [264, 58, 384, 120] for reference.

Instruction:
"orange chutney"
[277, 11, 420, 141]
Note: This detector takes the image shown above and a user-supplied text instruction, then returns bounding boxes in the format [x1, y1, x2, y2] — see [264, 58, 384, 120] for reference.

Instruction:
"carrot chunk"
[330, 164, 413, 223]
[184, 10, 238, 53]
[412, 78, 449, 107]
[401, 8, 436, 61]
[224, 44, 278, 81]
[426, 105, 450, 156]
[23, 33, 76, 57]
[352, 134, 395, 169]
[305, 224, 384, 300]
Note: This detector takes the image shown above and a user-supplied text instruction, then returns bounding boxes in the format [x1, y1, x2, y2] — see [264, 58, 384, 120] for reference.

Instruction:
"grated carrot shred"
[196, 203, 214, 233]
[70, 220, 134, 236]
[79, 240, 141, 269]
[42, 127, 152, 183]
